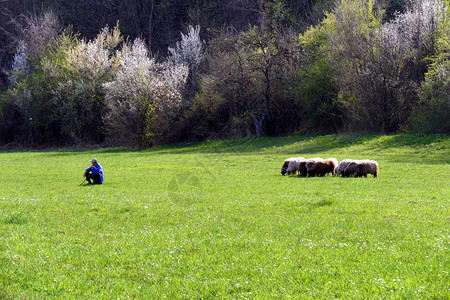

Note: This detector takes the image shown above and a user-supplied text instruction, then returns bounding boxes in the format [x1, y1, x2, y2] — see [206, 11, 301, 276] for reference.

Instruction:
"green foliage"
[410, 67, 450, 133]
[299, 0, 386, 133]
[142, 101, 158, 148]
[407, 3, 450, 133]
[2, 0, 450, 146]
[0, 25, 122, 145]
[299, 21, 329, 54]
[323, 0, 384, 131]
[193, 5, 302, 139]
[0, 134, 448, 297]
[298, 22, 341, 133]
[299, 0, 448, 134]
[296, 58, 340, 132]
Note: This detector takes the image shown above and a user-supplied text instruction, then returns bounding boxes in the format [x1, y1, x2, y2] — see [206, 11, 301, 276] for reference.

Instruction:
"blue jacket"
[86, 163, 104, 183]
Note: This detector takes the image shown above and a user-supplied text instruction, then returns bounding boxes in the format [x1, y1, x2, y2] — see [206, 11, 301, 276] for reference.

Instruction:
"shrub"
[104, 39, 188, 147]
[5, 40, 28, 86]
[168, 25, 205, 74]
[407, 2, 450, 133]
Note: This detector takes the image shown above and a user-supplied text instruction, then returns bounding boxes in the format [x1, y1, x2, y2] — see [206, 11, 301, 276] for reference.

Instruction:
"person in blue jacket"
[83, 158, 104, 184]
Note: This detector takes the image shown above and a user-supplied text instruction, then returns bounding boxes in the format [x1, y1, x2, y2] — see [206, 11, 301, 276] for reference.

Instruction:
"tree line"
[0, 0, 448, 148]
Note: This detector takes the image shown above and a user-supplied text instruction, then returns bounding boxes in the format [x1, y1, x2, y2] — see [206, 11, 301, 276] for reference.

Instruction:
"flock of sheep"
[281, 157, 379, 178]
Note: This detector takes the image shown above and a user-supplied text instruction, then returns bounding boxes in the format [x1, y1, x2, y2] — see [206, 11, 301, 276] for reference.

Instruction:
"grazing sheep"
[329, 158, 339, 175]
[286, 157, 306, 175]
[305, 158, 324, 177]
[299, 160, 308, 177]
[312, 158, 339, 176]
[336, 159, 353, 177]
[281, 158, 297, 175]
[343, 160, 378, 178]
[342, 161, 361, 177]
[281, 157, 305, 175]
[354, 160, 379, 178]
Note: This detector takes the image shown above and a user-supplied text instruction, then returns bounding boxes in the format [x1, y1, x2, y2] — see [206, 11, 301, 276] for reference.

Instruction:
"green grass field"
[0, 134, 449, 298]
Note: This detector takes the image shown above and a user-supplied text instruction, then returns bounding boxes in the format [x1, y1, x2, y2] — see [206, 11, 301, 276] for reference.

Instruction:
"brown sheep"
[299, 160, 308, 177]
[311, 158, 339, 177]
[305, 158, 324, 177]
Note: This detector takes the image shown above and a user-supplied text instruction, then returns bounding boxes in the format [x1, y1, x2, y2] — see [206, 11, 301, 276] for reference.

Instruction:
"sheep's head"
[281, 160, 291, 175]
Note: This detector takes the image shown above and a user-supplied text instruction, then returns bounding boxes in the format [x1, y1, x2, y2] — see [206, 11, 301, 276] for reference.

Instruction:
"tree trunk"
[250, 111, 264, 137]
[148, 0, 154, 51]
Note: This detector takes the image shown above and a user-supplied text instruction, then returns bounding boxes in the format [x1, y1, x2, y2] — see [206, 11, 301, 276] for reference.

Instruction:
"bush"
[192, 3, 303, 139]
[407, 2, 450, 134]
[409, 61, 450, 133]
[303, 0, 446, 133]
[104, 39, 188, 147]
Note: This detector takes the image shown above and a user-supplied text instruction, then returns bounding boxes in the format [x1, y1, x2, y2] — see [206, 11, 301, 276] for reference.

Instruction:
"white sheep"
[281, 158, 298, 175]
[336, 159, 353, 176]
[286, 157, 306, 175]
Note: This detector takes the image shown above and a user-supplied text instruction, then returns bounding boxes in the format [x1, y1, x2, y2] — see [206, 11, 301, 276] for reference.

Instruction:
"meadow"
[0, 134, 448, 299]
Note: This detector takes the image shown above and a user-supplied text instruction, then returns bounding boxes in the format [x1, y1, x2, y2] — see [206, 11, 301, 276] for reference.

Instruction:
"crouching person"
[84, 158, 104, 184]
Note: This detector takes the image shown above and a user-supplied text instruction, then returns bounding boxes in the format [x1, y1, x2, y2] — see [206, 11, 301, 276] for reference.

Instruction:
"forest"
[0, 0, 449, 147]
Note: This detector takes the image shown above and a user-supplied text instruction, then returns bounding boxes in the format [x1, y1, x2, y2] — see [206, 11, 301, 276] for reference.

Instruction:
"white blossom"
[66, 39, 112, 82]
[382, 0, 447, 53]
[105, 38, 188, 108]
[7, 40, 28, 85]
[168, 25, 205, 72]
[103, 38, 188, 145]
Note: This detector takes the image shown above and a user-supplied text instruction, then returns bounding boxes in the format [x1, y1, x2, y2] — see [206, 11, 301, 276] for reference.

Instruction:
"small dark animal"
[311, 158, 338, 177]
[305, 158, 324, 177]
[299, 160, 308, 177]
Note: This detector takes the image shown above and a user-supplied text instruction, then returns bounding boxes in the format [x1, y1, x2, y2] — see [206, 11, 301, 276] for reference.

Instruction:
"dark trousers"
[86, 172, 101, 184]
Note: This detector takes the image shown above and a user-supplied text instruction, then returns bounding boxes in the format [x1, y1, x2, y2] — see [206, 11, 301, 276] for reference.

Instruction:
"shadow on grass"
[277, 134, 448, 154]
[308, 198, 334, 209]
[41, 136, 302, 156]
[4, 214, 27, 225]
[143, 135, 382, 155]
[79, 183, 106, 188]
[5, 134, 449, 161]
[284, 135, 380, 154]
[374, 134, 448, 149]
